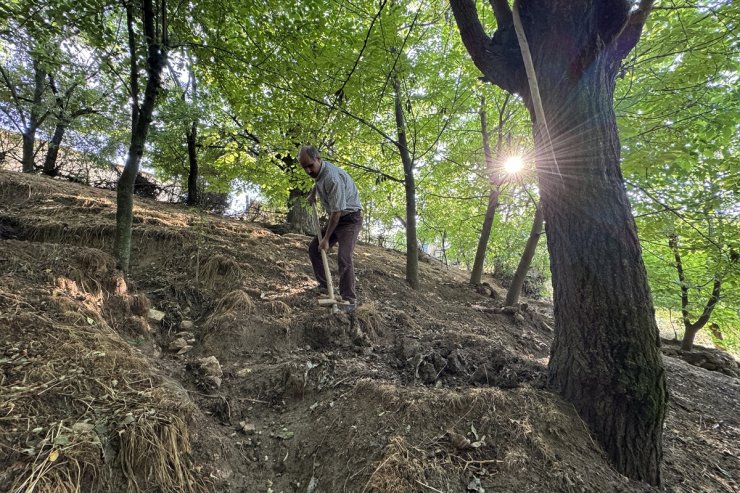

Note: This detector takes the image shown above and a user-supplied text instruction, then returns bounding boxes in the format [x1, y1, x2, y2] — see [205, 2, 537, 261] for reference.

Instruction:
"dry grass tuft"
[267, 300, 292, 317]
[117, 403, 199, 493]
[354, 302, 383, 340]
[212, 289, 255, 316]
[199, 254, 244, 290]
[364, 437, 447, 493]
[204, 289, 255, 334]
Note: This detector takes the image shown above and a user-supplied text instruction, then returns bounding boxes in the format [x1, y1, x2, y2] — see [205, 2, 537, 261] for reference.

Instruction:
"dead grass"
[267, 300, 292, 317]
[364, 437, 442, 493]
[211, 289, 255, 316]
[198, 254, 245, 290]
[0, 241, 207, 493]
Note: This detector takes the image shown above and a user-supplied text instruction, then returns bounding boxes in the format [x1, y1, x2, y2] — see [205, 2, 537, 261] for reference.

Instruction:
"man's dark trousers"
[309, 211, 362, 302]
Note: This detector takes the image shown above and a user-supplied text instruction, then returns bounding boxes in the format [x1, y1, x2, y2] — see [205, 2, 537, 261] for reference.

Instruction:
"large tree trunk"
[21, 132, 36, 173]
[114, 0, 166, 274]
[505, 205, 543, 306]
[451, 0, 665, 484]
[393, 76, 418, 289]
[21, 60, 47, 173]
[286, 188, 313, 234]
[532, 21, 666, 488]
[42, 122, 66, 177]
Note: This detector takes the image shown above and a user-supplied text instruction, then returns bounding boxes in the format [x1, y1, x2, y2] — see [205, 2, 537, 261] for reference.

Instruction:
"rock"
[204, 376, 222, 388]
[168, 338, 188, 351]
[447, 350, 466, 374]
[239, 421, 256, 434]
[180, 320, 194, 330]
[177, 345, 193, 355]
[514, 313, 525, 324]
[275, 429, 294, 440]
[147, 308, 166, 322]
[197, 356, 223, 378]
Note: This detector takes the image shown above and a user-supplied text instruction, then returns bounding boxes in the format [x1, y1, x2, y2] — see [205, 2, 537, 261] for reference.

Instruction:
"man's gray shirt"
[314, 160, 362, 214]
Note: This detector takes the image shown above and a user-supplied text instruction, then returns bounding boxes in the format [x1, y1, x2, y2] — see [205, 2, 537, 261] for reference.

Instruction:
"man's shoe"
[307, 285, 328, 296]
[337, 301, 356, 313]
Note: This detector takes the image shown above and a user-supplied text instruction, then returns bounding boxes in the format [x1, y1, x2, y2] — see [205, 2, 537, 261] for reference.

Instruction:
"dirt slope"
[0, 170, 737, 493]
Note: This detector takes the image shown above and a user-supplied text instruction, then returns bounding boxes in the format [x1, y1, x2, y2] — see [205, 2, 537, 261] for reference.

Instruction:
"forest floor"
[0, 169, 738, 493]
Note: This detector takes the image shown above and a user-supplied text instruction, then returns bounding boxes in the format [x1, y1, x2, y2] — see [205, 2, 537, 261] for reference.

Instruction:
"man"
[299, 145, 362, 312]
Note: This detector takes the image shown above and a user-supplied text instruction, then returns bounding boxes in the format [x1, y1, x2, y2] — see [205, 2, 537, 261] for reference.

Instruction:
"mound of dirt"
[1, 170, 738, 492]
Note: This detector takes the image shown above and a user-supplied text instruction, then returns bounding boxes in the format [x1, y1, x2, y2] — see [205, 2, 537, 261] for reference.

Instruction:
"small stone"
[180, 320, 194, 330]
[177, 345, 193, 355]
[197, 356, 223, 378]
[275, 429, 294, 440]
[168, 338, 188, 351]
[147, 309, 166, 322]
[239, 422, 256, 434]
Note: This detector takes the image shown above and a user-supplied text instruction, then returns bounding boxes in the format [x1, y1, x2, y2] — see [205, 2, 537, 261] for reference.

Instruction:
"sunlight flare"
[503, 155, 524, 174]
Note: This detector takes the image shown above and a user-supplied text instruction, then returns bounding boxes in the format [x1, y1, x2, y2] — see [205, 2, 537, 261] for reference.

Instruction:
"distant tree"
[451, 0, 666, 483]
[505, 205, 543, 307]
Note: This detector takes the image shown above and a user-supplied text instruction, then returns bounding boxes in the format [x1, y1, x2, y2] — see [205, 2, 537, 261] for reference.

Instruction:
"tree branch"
[613, 0, 656, 61]
[450, 0, 523, 94]
[489, 0, 513, 27]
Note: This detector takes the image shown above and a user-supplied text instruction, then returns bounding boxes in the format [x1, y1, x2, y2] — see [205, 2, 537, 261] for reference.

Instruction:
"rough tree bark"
[393, 75, 419, 289]
[505, 205, 543, 306]
[185, 55, 199, 206]
[21, 59, 48, 173]
[451, 0, 666, 484]
[669, 234, 723, 351]
[42, 75, 95, 177]
[114, 0, 167, 273]
[186, 120, 198, 205]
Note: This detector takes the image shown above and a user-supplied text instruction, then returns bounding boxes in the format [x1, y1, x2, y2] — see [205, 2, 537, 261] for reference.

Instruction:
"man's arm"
[320, 211, 343, 251]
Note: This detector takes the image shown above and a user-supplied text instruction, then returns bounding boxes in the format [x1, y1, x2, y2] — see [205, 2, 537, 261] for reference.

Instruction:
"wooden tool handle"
[312, 203, 337, 306]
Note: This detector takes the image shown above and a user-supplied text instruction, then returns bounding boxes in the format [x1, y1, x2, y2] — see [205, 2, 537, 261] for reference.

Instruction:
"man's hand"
[319, 238, 330, 252]
[307, 190, 316, 205]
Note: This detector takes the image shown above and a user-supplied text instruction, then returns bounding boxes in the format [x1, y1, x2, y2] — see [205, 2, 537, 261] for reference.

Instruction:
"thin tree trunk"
[471, 96, 505, 285]
[669, 234, 723, 351]
[126, 0, 140, 134]
[393, 75, 418, 289]
[114, 0, 166, 273]
[505, 206, 543, 306]
[186, 121, 198, 205]
[185, 56, 199, 206]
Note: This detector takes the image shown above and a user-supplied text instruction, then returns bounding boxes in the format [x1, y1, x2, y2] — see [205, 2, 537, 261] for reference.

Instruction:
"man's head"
[298, 145, 322, 179]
